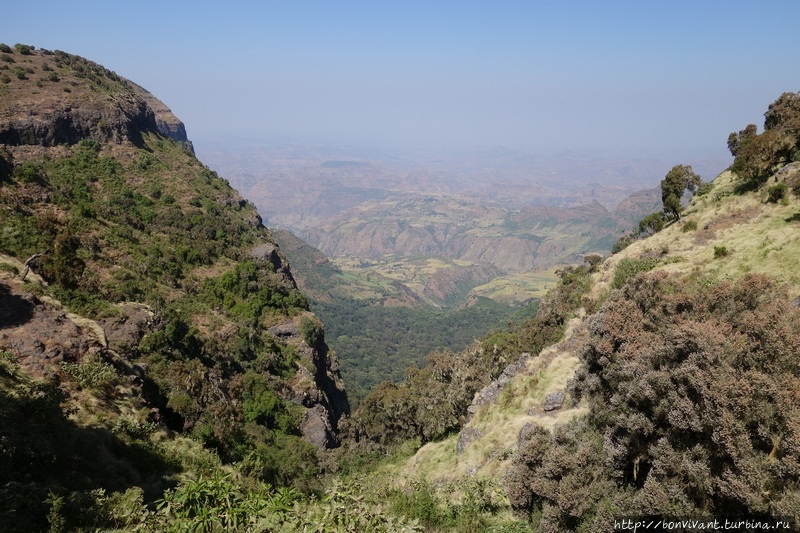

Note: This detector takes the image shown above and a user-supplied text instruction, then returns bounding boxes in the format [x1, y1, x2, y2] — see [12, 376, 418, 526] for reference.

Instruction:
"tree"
[660, 164, 701, 220]
[764, 91, 800, 135]
[727, 124, 757, 157]
[637, 211, 666, 236]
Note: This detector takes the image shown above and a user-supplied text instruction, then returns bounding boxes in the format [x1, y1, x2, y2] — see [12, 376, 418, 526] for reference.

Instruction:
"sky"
[2, 1, 799, 159]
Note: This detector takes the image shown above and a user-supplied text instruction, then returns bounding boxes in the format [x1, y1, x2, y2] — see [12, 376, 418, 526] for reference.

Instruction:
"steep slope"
[378, 142, 800, 528]
[0, 45, 348, 530]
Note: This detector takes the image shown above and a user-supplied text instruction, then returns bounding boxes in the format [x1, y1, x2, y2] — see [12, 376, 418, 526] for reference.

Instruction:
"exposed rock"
[0, 277, 102, 377]
[98, 303, 155, 358]
[249, 242, 297, 287]
[0, 92, 159, 148]
[457, 427, 482, 455]
[543, 391, 566, 412]
[130, 82, 194, 153]
[300, 404, 333, 448]
[517, 423, 540, 449]
[467, 352, 532, 421]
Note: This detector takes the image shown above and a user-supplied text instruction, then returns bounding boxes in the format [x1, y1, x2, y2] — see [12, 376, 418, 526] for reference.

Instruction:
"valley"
[2, 40, 798, 532]
[200, 142, 722, 401]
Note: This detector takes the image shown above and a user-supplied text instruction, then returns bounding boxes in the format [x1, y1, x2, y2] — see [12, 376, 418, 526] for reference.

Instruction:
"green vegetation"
[314, 296, 522, 403]
[3, 50, 800, 531]
[346, 261, 592, 452]
[730, 92, 800, 187]
[660, 164, 702, 220]
[611, 257, 658, 289]
[0, 43, 13, 53]
[14, 43, 33, 55]
[507, 272, 800, 530]
[768, 182, 788, 203]
[0, 121, 329, 529]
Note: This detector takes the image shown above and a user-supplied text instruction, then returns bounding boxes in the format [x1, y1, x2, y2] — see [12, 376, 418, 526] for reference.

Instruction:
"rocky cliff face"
[0, 49, 193, 154]
[0, 46, 348, 454]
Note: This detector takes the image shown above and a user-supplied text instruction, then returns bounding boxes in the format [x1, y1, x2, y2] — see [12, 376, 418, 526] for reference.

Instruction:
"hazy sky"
[2, 1, 799, 157]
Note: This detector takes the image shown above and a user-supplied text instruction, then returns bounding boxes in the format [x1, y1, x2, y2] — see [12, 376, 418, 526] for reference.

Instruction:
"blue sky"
[2, 1, 799, 157]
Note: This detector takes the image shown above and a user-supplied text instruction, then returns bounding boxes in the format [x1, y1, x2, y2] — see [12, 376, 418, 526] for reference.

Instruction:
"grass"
[401, 166, 800, 494]
[591, 170, 800, 301]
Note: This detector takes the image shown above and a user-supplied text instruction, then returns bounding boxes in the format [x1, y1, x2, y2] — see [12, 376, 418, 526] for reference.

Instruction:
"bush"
[60, 360, 119, 390]
[299, 315, 324, 348]
[0, 43, 12, 53]
[767, 182, 788, 203]
[612, 257, 658, 289]
[713, 245, 729, 258]
[682, 220, 697, 232]
[612, 231, 637, 254]
[696, 181, 714, 196]
[14, 43, 33, 55]
[637, 212, 666, 236]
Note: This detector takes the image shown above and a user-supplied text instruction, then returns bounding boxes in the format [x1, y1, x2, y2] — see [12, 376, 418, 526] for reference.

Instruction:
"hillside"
[0, 44, 348, 531]
[346, 93, 800, 530]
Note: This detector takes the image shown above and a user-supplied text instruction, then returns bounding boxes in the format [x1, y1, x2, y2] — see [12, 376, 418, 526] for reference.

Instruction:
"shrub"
[0, 54, 13, 63]
[299, 315, 324, 348]
[682, 220, 698, 232]
[611, 257, 658, 289]
[0, 43, 12, 53]
[612, 231, 637, 254]
[12, 161, 43, 183]
[767, 182, 788, 203]
[696, 181, 713, 196]
[637, 211, 666, 236]
[14, 43, 33, 55]
[713, 245, 729, 258]
[60, 360, 119, 390]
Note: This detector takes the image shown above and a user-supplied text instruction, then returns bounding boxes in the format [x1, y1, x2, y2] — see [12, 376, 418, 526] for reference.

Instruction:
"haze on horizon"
[3, 1, 799, 161]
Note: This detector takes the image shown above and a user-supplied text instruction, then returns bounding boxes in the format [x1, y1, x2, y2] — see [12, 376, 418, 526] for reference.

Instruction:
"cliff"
[0, 45, 349, 528]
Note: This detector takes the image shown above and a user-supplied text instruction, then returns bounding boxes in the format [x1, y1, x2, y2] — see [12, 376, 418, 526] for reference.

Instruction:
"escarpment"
[0, 44, 349, 482]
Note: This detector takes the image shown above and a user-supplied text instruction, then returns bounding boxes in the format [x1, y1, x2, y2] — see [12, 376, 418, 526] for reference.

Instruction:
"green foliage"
[14, 43, 32, 55]
[637, 211, 666, 236]
[112, 418, 157, 441]
[152, 473, 296, 532]
[509, 272, 800, 527]
[201, 261, 308, 328]
[713, 245, 729, 258]
[611, 257, 658, 289]
[299, 315, 324, 348]
[316, 296, 519, 403]
[661, 164, 702, 220]
[695, 181, 713, 196]
[682, 220, 697, 232]
[11, 160, 43, 183]
[59, 360, 119, 390]
[727, 123, 758, 156]
[611, 230, 638, 254]
[287, 479, 423, 532]
[731, 92, 800, 186]
[347, 266, 589, 451]
[767, 182, 788, 203]
[0, 43, 12, 53]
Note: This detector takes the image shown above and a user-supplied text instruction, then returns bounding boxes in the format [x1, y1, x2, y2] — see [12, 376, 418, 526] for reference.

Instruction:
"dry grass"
[400, 165, 800, 491]
[591, 170, 800, 301]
